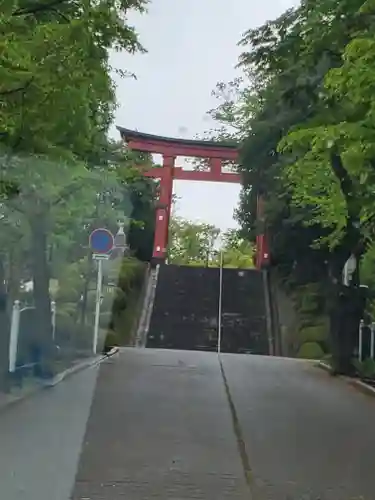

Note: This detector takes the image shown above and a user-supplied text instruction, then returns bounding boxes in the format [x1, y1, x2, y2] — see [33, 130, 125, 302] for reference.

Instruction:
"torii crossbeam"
[117, 127, 269, 268]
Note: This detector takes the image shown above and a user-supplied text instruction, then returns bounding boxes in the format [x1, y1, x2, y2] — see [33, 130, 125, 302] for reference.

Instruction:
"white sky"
[109, 0, 300, 230]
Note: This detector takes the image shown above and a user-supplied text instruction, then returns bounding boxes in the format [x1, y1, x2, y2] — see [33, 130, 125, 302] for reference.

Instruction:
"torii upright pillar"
[153, 154, 175, 261]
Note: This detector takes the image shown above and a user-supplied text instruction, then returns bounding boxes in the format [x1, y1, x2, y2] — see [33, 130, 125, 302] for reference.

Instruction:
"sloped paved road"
[0, 363, 99, 500]
[72, 349, 248, 499]
[71, 349, 375, 500]
[2, 349, 375, 500]
[223, 354, 375, 499]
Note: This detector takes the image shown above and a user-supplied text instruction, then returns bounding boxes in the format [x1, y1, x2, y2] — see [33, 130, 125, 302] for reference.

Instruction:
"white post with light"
[218, 251, 223, 355]
[9, 300, 21, 372]
[358, 319, 364, 362]
[51, 300, 56, 341]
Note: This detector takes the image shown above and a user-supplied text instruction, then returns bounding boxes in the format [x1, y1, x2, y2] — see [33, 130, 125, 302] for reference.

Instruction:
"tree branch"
[12, 0, 73, 16]
[51, 183, 89, 208]
[50, 6, 70, 22]
[329, 149, 356, 215]
[0, 78, 34, 97]
[329, 148, 363, 260]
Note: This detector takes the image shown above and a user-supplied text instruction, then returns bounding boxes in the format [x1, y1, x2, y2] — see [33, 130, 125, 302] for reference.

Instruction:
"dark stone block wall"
[221, 268, 269, 354]
[147, 264, 269, 354]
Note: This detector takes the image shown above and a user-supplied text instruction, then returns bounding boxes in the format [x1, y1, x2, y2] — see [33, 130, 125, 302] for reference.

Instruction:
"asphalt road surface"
[0, 363, 99, 500]
[2, 349, 375, 500]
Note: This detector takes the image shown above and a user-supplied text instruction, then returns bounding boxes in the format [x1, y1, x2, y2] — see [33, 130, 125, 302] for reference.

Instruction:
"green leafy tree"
[0, 0, 150, 365]
[204, 0, 375, 371]
[219, 229, 254, 269]
[168, 219, 254, 268]
[168, 217, 220, 266]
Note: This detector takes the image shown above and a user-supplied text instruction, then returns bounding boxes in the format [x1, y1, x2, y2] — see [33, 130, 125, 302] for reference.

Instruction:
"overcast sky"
[110, 0, 300, 230]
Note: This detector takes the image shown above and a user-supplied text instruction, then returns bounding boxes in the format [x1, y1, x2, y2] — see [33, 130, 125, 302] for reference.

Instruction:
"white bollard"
[9, 300, 21, 372]
[51, 301, 56, 341]
[358, 319, 364, 362]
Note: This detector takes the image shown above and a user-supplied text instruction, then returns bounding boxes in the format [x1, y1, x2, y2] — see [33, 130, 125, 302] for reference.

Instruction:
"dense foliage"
[207, 0, 375, 371]
[0, 0, 155, 377]
[168, 217, 254, 268]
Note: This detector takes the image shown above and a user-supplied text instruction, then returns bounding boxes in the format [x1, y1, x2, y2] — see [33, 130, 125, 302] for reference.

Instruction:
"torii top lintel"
[117, 126, 239, 161]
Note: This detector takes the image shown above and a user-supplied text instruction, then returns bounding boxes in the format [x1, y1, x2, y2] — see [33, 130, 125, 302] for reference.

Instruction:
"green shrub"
[55, 307, 93, 350]
[111, 288, 127, 313]
[116, 257, 144, 290]
[353, 358, 375, 378]
[99, 311, 112, 329]
[297, 342, 324, 359]
[298, 295, 319, 314]
[86, 289, 120, 313]
[56, 286, 81, 303]
[298, 322, 328, 344]
[294, 284, 321, 314]
[57, 302, 78, 317]
[104, 330, 119, 352]
[55, 307, 76, 338]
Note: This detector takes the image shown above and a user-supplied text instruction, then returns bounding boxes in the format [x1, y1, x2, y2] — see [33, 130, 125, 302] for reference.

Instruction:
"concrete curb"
[42, 356, 103, 388]
[316, 360, 375, 398]
[0, 347, 120, 412]
[317, 361, 331, 372]
[345, 378, 375, 397]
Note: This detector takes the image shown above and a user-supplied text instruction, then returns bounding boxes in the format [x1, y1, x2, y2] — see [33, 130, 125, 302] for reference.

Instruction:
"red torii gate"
[117, 127, 269, 269]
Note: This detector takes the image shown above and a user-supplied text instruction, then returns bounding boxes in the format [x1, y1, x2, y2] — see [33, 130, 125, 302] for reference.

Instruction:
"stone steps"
[147, 264, 268, 354]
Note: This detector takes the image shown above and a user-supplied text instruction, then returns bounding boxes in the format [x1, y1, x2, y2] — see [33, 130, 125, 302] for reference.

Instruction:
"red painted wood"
[255, 195, 270, 268]
[118, 126, 237, 149]
[143, 169, 165, 179]
[152, 156, 174, 260]
[126, 138, 238, 160]
[209, 158, 222, 176]
[256, 234, 269, 268]
[119, 128, 267, 268]
[144, 167, 240, 183]
[173, 168, 241, 183]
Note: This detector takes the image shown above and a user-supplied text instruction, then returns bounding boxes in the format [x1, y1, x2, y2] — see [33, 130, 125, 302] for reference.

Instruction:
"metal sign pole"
[89, 228, 114, 355]
[218, 251, 223, 355]
[93, 258, 104, 355]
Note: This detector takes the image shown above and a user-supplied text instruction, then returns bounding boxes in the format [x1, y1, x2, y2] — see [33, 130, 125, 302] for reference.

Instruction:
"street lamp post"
[217, 251, 223, 354]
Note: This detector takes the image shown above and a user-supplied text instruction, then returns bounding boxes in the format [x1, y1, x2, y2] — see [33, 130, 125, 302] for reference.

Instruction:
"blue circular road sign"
[89, 228, 114, 254]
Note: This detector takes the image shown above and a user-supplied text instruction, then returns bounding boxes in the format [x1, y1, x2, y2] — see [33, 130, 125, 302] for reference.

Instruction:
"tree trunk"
[327, 252, 365, 376]
[80, 250, 93, 327]
[6, 248, 21, 317]
[30, 215, 53, 375]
